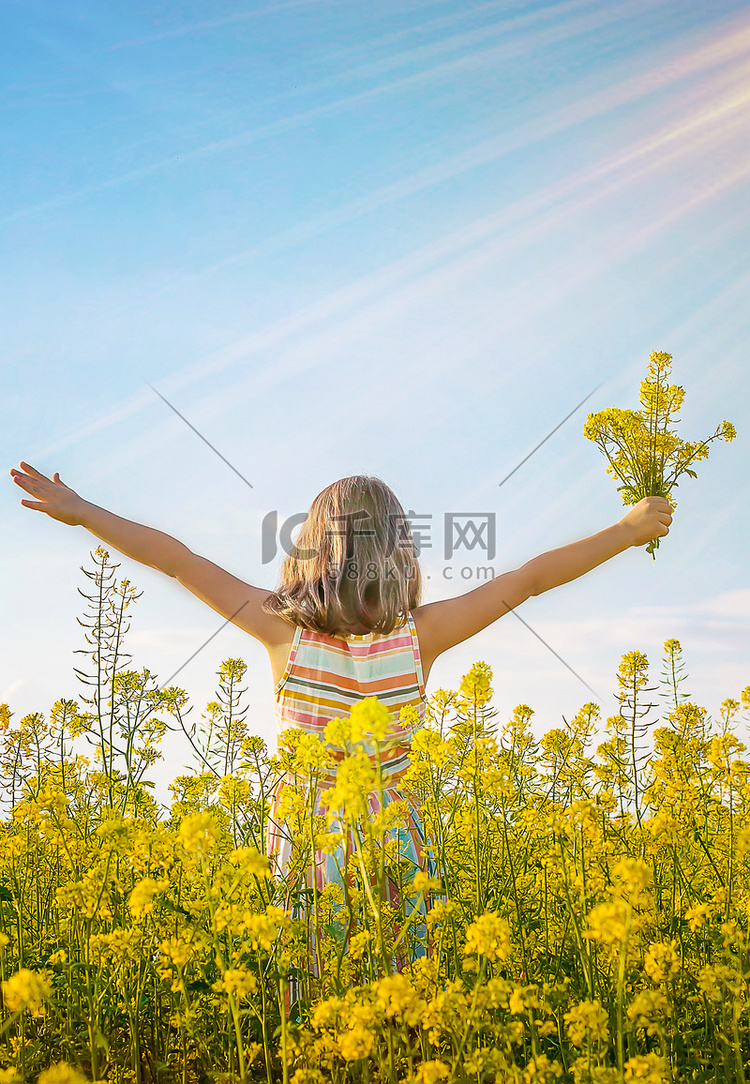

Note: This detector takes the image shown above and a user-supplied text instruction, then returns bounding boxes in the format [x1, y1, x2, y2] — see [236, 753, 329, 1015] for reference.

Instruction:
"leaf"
[94, 1027, 110, 1053]
[161, 896, 194, 919]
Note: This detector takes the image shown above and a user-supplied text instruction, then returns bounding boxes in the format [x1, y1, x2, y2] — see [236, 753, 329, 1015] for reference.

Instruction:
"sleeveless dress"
[267, 613, 435, 1009]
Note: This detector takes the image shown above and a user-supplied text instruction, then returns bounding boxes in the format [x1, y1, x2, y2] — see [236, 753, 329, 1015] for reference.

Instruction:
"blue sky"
[3, 0, 749, 796]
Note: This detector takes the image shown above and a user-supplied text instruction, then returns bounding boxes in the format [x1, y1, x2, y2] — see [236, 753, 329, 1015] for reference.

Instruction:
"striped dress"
[267, 613, 435, 1000]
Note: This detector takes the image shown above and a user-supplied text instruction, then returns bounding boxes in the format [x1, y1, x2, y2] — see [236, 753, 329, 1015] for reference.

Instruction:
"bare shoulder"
[411, 563, 537, 663]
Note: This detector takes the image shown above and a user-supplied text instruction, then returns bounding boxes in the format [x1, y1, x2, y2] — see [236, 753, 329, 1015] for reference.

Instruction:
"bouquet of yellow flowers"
[584, 351, 736, 557]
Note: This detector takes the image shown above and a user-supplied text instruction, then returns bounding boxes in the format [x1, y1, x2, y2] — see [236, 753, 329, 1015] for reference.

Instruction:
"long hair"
[262, 476, 422, 637]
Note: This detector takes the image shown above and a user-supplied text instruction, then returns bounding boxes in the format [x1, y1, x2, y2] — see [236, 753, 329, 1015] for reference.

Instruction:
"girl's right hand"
[10, 462, 87, 526]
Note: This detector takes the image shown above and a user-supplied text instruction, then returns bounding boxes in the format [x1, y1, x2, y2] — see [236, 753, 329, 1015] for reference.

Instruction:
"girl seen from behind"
[9, 462, 673, 1002]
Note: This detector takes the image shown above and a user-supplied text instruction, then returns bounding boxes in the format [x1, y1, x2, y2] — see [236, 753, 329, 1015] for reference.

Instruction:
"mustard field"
[2, 550, 749, 1084]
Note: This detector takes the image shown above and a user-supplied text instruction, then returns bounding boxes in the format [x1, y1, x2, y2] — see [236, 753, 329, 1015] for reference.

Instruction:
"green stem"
[615, 903, 633, 1081]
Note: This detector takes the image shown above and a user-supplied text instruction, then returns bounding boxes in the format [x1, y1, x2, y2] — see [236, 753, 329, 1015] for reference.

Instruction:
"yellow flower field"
[1, 550, 749, 1083]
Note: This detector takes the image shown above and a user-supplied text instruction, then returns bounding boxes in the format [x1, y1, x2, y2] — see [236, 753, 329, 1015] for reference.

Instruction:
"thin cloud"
[35, 8, 750, 340]
[106, 0, 327, 51]
[24, 12, 750, 470]
[7, 0, 739, 226]
[0, 679, 25, 704]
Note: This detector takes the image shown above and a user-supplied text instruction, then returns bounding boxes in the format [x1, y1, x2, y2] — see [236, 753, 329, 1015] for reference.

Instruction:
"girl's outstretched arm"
[10, 462, 288, 645]
[415, 496, 672, 663]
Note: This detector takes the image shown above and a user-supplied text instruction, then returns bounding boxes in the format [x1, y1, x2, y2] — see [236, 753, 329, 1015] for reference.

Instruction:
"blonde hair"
[262, 476, 422, 637]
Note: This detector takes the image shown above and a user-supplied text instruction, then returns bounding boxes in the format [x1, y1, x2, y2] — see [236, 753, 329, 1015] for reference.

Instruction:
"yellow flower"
[314, 829, 345, 855]
[409, 1062, 450, 1084]
[349, 697, 392, 742]
[623, 1052, 670, 1083]
[88, 928, 138, 965]
[644, 940, 680, 983]
[245, 905, 288, 951]
[627, 990, 671, 1036]
[317, 882, 345, 912]
[462, 912, 512, 965]
[375, 973, 424, 1026]
[426, 898, 457, 930]
[178, 811, 220, 857]
[95, 813, 130, 844]
[569, 1059, 618, 1084]
[584, 900, 629, 947]
[318, 752, 376, 820]
[214, 967, 258, 999]
[684, 902, 710, 931]
[159, 937, 190, 969]
[348, 930, 373, 960]
[370, 800, 408, 838]
[459, 661, 493, 705]
[697, 964, 723, 1001]
[337, 1024, 375, 1061]
[611, 857, 653, 909]
[291, 1071, 327, 1084]
[523, 1055, 564, 1083]
[311, 995, 346, 1029]
[324, 716, 351, 747]
[413, 870, 440, 894]
[583, 351, 736, 558]
[218, 775, 251, 807]
[2, 968, 53, 1016]
[411, 727, 454, 768]
[129, 877, 168, 920]
[275, 784, 306, 822]
[37, 1065, 89, 1084]
[229, 846, 270, 878]
[55, 871, 113, 921]
[564, 999, 610, 1048]
[283, 730, 335, 775]
[399, 703, 423, 732]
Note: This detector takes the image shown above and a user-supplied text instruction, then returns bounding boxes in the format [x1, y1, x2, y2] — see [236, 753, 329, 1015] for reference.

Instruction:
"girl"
[10, 462, 672, 999]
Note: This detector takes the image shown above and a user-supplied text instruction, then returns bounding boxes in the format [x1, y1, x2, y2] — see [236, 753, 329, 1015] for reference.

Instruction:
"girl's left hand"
[619, 496, 673, 547]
